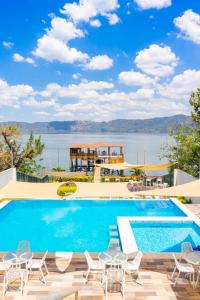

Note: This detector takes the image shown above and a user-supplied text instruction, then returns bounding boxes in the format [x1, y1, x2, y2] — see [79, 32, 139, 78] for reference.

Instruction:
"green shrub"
[57, 183, 77, 197]
[55, 175, 93, 182]
[176, 196, 190, 204]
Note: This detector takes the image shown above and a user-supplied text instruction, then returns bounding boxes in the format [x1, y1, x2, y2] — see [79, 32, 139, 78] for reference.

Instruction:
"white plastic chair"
[17, 240, 31, 255]
[84, 250, 105, 283]
[3, 268, 26, 299]
[171, 253, 195, 286]
[0, 262, 10, 272]
[104, 268, 125, 300]
[123, 251, 143, 284]
[27, 250, 48, 283]
[181, 242, 193, 261]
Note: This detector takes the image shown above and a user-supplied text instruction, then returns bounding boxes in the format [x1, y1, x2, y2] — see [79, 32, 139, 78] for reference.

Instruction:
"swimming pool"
[131, 221, 200, 252]
[0, 199, 186, 252]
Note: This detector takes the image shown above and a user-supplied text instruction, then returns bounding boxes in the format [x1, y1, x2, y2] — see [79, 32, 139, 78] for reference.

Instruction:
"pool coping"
[118, 198, 200, 254]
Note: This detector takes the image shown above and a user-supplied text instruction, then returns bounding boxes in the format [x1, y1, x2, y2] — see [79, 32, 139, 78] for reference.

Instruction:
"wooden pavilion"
[68, 142, 124, 172]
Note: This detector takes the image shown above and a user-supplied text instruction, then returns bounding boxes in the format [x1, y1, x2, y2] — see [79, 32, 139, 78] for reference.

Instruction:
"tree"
[162, 88, 200, 177]
[130, 168, 145, 177]
[0, 125, 45, 174]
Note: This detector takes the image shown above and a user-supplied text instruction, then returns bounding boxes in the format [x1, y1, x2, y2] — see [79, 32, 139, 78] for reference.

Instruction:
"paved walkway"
[0, 253, 200, 300]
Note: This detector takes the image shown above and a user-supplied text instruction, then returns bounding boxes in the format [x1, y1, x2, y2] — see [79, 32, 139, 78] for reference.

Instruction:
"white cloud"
[2, 41, 14, 49]
[72, 73, 81, 79]
[174, 9, 200, 45]
[103, 13, 120, 25]
[24, 98, 56, 108]
[134, 0, 171, 10]
[135, 44, 178, 77]
[158, 69, 200, 100]
[61, 0, 120, 25]
[35, 111, 51, 117]
[33, 17, 88, 64]
[84, 55, 113, 70]
[119, 71, 155, 86]
[47, 17, 85, 42]
[0, 79, 34, 107]
[13, 53, 35, 64]
[90, 19, 101, 27]
[33, 35, 88, 64]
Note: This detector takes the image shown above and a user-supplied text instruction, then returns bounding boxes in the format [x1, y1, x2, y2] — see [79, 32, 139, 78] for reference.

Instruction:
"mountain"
[0, 115, 192, 134]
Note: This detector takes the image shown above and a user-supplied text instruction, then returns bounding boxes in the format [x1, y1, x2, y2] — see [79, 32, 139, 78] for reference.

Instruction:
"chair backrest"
[132, 251, 143, 270]
[84, 250, 93, 267]
[17, 240, 31, 256]
[181, 242, 193, 253]
[172, 253, 181, 269]
[41, 250, 48, 264]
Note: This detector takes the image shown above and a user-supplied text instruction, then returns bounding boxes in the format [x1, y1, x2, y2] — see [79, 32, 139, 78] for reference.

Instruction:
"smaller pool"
[131, 221, 200, 252]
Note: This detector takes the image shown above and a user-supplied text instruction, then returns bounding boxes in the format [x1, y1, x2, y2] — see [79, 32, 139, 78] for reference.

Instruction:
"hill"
[0, 115, 192, 134]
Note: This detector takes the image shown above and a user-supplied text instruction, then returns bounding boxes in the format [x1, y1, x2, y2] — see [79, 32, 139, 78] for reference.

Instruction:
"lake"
[22, 133, 171, 173]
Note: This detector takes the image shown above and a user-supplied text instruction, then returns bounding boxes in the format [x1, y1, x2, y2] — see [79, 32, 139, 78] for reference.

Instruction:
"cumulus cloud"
[13, 53, 35, 64]
[174, 9, 200, 45]
[0, 79, 34, 107]
[84, 55, 113, 70]
[2, 41, 14, 49]
[61, 0, 120, 25]
[158, 69, 200, 100]
[0, 74, 194, 120]
[133, 0, 171, 10]
[119, 71, 155, 86]
[134, 44, 178, 77]
[90, 19, 101, 27]
[33, 17, 88, 64]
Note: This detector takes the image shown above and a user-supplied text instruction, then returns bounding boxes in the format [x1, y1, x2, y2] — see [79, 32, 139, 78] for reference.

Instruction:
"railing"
[70, 153, 97, 159]
[17, 171, 50, 183]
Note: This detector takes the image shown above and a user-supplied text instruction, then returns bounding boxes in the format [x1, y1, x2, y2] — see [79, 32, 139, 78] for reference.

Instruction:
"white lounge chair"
[123, 251, 143, 284]
[171, 253, 195, 286]
[84, 250, 105, 283]
[3, 268, 26, 299]
[27, 250, 48, 284]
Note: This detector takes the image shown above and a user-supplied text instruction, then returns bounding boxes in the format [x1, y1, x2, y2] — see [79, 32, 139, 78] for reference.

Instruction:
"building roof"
[95, 162, 171, 171]
[68, 142, 123, 149]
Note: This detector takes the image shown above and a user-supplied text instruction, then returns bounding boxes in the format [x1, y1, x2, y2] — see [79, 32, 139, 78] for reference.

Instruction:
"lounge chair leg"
[171, 266, 176, 280]
[85, 268, 90, 283]
[44, 262, 49, 274]
[40, 268, 46, 284]
[174, 271, 180, 286]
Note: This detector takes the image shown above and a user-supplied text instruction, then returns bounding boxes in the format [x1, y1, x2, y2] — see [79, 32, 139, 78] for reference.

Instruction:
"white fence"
[0, 168, 16, 189]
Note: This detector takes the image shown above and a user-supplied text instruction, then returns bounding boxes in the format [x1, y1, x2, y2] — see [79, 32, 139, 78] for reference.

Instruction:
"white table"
[3, 251, 32, 268]
[99, 250, 127, 268]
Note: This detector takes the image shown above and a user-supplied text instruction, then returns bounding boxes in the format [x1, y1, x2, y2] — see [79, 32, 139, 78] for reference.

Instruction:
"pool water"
[0, 199, 185, 252]
[131, 221, 200, 252]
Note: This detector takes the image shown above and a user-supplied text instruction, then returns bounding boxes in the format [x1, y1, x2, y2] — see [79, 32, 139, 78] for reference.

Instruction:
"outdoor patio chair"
[84, 250, 105, 283]
[104, 268, 125, 300]
[0, 261, 11, 272]
[27, 250, 48, 284]
[171, 253, 195, 286]
[123, 251, 143, 284]
[181, 242, 193, 262]
[3, 268, 26, 299]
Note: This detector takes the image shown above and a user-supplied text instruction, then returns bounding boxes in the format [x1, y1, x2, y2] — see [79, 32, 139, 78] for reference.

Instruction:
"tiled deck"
[0, 253, 200, 300]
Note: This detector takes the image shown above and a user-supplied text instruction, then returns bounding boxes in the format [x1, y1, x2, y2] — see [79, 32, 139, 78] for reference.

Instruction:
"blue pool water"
[0, 199, 186, 252]
[131, 221, 200, 252]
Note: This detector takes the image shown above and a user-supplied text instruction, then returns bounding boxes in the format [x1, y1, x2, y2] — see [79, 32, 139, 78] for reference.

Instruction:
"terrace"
[0, 252, 200, 300]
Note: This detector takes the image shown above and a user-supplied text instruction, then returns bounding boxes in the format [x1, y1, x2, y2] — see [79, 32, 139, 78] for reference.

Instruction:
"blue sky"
[0, 0, 200, 122]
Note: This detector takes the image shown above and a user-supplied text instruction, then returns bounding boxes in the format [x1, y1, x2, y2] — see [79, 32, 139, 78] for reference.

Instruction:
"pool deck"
[0, 252, 200, 300]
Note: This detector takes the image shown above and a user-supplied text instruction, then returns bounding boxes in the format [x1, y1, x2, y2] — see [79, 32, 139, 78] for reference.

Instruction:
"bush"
[57, 183, 77, 197]
[176, 196, 190, 204]
[55, 175, 93, 182]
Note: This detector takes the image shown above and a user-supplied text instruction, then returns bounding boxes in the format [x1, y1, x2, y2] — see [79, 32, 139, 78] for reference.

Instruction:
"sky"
[0, 0, 200, 122]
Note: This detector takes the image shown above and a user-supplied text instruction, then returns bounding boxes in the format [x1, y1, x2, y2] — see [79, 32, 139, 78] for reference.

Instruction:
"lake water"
[22, 133, 171, 173]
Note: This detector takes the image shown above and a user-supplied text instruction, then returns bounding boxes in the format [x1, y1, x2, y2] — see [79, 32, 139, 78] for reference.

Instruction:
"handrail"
[38, 289, 79, 300]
